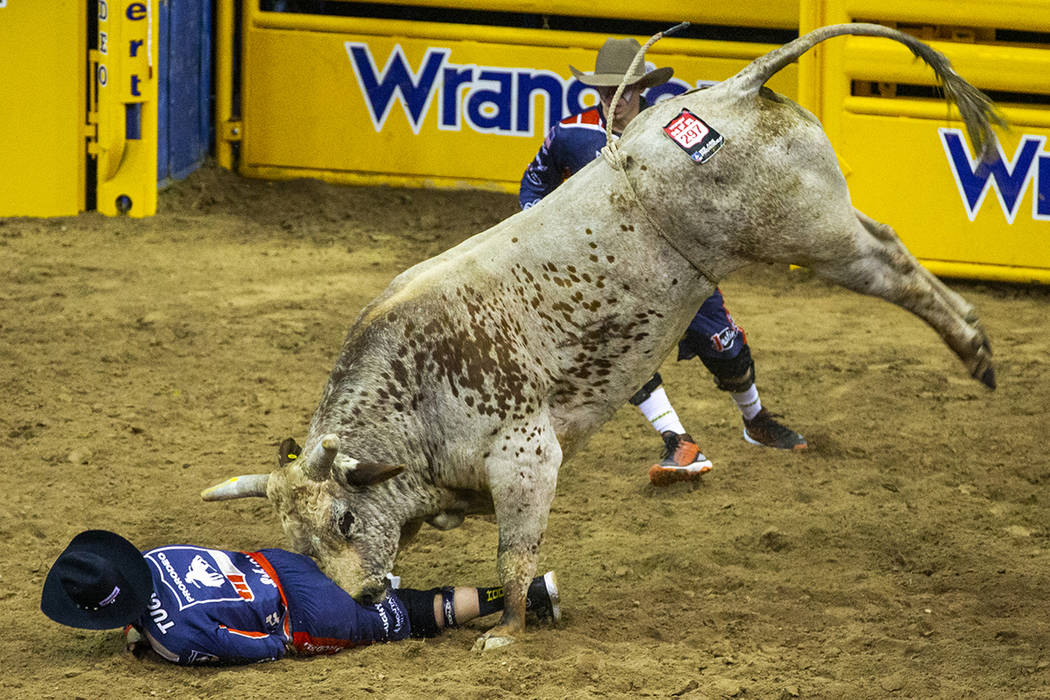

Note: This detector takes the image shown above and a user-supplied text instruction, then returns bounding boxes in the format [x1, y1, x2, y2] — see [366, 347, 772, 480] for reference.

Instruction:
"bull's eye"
[338, 511, 355, 534]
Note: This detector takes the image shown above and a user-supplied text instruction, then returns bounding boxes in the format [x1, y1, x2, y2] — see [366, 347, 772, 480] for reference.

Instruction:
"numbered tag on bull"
[663, 109, 724, 164]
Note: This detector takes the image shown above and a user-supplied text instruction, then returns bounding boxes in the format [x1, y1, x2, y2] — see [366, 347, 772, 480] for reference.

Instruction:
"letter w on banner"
[940, 128, 1049, 223]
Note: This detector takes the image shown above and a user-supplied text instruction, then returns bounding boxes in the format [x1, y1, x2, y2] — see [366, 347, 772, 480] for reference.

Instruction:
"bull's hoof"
[471, 633, 515, 652]
[979, 366, 997, 390]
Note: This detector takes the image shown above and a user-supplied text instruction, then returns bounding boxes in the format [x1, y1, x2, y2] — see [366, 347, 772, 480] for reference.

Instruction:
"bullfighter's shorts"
[678, 288, 747, 361]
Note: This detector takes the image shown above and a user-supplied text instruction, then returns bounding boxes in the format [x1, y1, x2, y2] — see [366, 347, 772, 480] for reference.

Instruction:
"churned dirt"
[2, 164, 1049, 699]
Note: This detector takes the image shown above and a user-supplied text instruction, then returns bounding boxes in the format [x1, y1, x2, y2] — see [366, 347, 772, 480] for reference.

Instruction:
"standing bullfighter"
[521, 37, 807, 486]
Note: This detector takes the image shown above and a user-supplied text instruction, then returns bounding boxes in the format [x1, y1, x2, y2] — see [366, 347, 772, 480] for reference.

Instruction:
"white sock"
[732, 384, 762, 421]
[637, 387, 687, 435]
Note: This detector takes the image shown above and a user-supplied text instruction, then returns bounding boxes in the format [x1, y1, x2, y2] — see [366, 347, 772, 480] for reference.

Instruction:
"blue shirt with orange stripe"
[520, 104, 611, 209]
[134, 545, 409, 665]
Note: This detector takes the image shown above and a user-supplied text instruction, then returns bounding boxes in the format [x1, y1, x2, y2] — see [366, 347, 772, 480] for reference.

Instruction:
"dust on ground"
[2, 164, 1049, 699]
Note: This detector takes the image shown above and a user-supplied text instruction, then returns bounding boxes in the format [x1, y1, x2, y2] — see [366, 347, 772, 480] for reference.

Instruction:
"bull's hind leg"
[808, 209, 995, 388]
[853, 210, 985, 329]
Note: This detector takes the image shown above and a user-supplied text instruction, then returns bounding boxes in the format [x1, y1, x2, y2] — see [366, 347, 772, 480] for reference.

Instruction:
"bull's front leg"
[473, 421, 562, 651]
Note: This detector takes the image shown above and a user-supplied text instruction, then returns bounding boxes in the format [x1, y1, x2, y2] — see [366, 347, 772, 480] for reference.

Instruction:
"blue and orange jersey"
[134, 546, 410, 665]
[519, 104, 611, 209]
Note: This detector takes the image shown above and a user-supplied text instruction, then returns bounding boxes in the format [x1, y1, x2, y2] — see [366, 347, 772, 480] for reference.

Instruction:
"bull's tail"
[723, 23, 1006, 160]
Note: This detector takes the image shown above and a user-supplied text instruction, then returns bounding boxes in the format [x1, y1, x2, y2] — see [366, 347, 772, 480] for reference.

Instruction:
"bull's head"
[201, 434, 404, 601]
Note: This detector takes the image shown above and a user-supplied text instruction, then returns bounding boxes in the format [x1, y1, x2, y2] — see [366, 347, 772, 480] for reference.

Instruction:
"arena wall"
[220, 2, 798, 191]
[220, 0, 1050, 282]
[3, 1, 1048, 281]
[0, 0, 209, 219]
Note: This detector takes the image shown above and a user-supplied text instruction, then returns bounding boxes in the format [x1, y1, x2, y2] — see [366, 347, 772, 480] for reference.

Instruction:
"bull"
[203, 24, 1001, 649]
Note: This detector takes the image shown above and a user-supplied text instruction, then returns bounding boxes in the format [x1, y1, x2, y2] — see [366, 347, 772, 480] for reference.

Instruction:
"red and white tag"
[663, 109, 724, 163]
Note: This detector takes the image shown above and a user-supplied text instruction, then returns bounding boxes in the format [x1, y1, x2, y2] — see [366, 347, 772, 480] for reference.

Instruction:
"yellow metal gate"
[799, 0, 1050, 283]
[0, 2, 88, 216]
[218, 1, 799, 191]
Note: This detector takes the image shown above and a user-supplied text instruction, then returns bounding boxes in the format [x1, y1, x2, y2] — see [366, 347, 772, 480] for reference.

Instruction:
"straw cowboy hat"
[41, 530, 153, 630]
[570, 38, 674, 89]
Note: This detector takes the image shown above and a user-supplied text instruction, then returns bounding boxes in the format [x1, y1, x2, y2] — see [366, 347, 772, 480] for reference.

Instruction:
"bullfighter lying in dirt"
[41, 530, 559, 665]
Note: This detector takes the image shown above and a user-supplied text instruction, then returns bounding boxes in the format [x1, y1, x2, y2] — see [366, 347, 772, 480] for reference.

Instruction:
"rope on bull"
[597, 22, 719, 286]
[600, 21, 690, 169]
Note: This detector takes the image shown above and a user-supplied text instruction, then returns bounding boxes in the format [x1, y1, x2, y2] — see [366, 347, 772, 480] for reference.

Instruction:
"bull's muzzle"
[354, 578, 391, 605]
[319, 553, 385, 601]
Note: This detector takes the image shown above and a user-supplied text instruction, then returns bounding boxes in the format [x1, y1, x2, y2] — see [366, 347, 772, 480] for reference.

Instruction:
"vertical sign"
[96, 0, 157, 216]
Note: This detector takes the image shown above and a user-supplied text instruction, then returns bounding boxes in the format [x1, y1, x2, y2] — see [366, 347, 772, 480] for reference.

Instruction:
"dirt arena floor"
[3, 164, 1049, 699]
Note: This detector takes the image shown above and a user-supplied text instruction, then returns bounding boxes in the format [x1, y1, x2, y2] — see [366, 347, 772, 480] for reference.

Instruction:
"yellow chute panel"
[234, 7, 797, 191]
[0, 2, 86, 217]
[319, 0, 799, 29]
[799, 0, 1050, 283]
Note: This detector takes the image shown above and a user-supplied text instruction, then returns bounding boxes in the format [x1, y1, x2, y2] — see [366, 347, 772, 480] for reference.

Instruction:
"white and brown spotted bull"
[203, 24, 1001, 649]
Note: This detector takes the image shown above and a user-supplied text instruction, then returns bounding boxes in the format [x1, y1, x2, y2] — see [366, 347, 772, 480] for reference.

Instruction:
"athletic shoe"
[743, 408, 807, 450]
[648, 431, 714, 486]
[526, 571, 561, 625]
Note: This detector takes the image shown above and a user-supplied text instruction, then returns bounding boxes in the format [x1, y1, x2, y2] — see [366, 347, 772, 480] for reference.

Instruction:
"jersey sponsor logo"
[224, 572, 254, 600]
[710, 325, 740, 352]
[155, 551, 197, 605]
[183, 552, 256, 601]
[389, 597, 406, 634]
[185, 555, 225, 589]
[940, 128, 1050, 223]
[345, 42, 698, 138]
[375, 603, 390, 634]
[148, 547, 261, 610]
[210, 550, 256, 601]
[294, 634, 351, 653]
[368, 597, 406, 636]
[252, 562, 277, 589]
[663, 109, 724, 163]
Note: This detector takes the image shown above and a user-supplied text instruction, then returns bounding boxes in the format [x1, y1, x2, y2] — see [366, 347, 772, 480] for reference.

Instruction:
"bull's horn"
[334, 458, 405, 488]
[300, 433, 340, 480]
[201, 474, 270, 501]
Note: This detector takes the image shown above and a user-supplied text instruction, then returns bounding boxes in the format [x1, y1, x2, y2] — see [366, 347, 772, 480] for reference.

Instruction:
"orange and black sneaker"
[743, 408, 807, 450]
[648, 431, 713, 486]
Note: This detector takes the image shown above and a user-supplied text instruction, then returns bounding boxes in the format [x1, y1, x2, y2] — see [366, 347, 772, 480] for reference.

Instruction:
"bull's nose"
[356, 579, 389, 605]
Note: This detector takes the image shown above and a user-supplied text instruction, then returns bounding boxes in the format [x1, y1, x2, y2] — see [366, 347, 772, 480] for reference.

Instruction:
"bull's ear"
[334, 460, 405, 488]
[278, 438, 302, 468]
